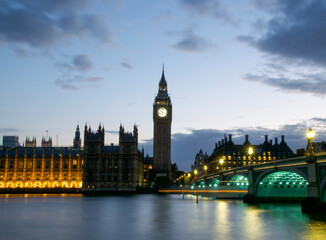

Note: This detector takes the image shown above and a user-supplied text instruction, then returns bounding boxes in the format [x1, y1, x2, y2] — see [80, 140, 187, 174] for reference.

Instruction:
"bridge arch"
[197, 181, 206, 188]
[207, 178, 219, 187]
[319, 176, 326, 203]
[224, 173, 248, 181]
[256, 170, 308, 198]
[255, 168, 308, 192]
[225, 174, 249, 189]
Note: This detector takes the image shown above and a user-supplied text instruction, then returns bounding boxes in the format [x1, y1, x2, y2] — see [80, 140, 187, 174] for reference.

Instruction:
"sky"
[1, 0, 326, 171]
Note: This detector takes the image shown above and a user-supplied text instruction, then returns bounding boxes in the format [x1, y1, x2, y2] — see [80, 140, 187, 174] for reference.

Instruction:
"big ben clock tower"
[153, 67, 172, 178]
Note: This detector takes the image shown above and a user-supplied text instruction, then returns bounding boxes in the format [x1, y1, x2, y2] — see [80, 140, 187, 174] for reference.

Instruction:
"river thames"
[0, 194, 325, 240]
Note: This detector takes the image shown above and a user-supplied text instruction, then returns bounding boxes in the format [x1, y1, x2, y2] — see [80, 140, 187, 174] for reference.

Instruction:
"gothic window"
[36, 160, 41, 169]
[28, 160, 33, 169]
[125, 145, 130, 153]
[0, 160, 4, 169]
[46, 160, 50, 169]
[72, 159, 77, 169]
[18, 160, 23, 169]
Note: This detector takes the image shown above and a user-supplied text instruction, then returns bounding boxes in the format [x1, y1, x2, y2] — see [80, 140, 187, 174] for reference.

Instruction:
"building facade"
[82, 124, 144, 191]
[0, 147, 83, 189]
[193, 134, 294, 176]
[0, 125, 144, 191]
[143, 154, 154, 187]
[153, 68, 172, 178]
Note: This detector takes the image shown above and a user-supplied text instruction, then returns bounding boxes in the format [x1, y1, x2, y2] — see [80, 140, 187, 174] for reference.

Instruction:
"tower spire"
[159, 65, 167, 87]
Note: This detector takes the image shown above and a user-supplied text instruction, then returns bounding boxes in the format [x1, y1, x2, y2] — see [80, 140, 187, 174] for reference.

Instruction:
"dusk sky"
[1, 0, 326, 171]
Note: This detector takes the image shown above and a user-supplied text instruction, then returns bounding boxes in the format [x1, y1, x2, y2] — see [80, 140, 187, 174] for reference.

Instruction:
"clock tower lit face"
[157, 107, 167, 118]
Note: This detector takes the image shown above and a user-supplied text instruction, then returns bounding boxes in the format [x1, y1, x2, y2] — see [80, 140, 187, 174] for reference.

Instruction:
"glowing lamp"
[307, 128, 315, 140]
[248, 147, 253, 155]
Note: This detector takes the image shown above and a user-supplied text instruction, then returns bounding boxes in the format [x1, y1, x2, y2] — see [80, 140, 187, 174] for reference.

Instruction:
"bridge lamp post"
[184, 173, 191, 187]
[219, 159, 224, 171]
[248, 147, 254, 165]
[307, 128, 315, 156]
[301, 128, 323, 212]
[204, 165, 207, 175]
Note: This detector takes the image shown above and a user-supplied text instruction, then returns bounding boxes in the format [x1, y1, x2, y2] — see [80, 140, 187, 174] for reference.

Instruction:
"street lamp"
[204, 165, 207, 175]
[194, 169, 198, 179]
[307, 128, 315, 156]
[219, 159, 224, 171]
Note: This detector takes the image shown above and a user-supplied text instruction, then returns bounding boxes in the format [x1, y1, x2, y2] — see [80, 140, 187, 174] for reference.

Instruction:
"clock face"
[157, 107, 168, 118]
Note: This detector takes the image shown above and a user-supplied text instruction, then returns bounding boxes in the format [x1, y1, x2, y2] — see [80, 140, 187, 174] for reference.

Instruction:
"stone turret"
[41, 137, 52, 147]
[25, 137, 36, 147]
[73, 125, 82, 149]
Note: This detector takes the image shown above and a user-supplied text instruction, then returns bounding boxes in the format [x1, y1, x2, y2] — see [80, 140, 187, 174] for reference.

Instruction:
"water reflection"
[0, 194, 325, 240]
[215, 201, 230, 237]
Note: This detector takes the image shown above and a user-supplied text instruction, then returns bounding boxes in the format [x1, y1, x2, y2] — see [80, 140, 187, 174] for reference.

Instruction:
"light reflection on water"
[0, 194, 325, 240]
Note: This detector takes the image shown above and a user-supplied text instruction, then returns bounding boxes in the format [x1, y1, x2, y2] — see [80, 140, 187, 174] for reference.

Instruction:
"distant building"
[193, 134, 294, 176]
[3, 136, 20, 148]
[191, 149, 209, 176]
[73, 125, 82, 149]
[41, 137, 52, 148]
[306, 141, 326, 153]
[25, 137, 36, 147]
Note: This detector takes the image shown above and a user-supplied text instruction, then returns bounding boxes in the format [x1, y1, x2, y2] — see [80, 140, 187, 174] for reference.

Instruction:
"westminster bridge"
[162, 152, 326, 211]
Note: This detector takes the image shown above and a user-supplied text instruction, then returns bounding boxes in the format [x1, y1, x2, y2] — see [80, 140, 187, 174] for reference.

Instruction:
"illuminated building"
[0, 125, 144, 191]
[0, 146, 83, 189]
[191, 149, 209, 177]
[143, 155, 154, 187]
[194, 134, 294, 175]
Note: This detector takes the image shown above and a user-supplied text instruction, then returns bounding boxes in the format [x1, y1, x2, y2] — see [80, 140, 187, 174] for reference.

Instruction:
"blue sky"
[1, 0, 326, 171]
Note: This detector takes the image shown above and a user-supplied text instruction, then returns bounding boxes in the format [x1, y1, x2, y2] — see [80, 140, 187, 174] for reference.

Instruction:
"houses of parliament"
[0, 69, 172, 191]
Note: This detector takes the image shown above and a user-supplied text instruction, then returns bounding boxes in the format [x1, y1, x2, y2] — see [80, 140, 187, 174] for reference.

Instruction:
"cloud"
[0, 128, 19, 133]
[105, 130, 119, 135]
[73, 54, 93, 71]
[245, 72, 326, 96]
[172, 28, 215, 52]
[141, 118, 326, 171]
[55, 75, 103, 90]
[178, 0, 231, 21]
[0, 0, 114, 49]
[120, 60, 134, 69]
[240, 0, 326, 66]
